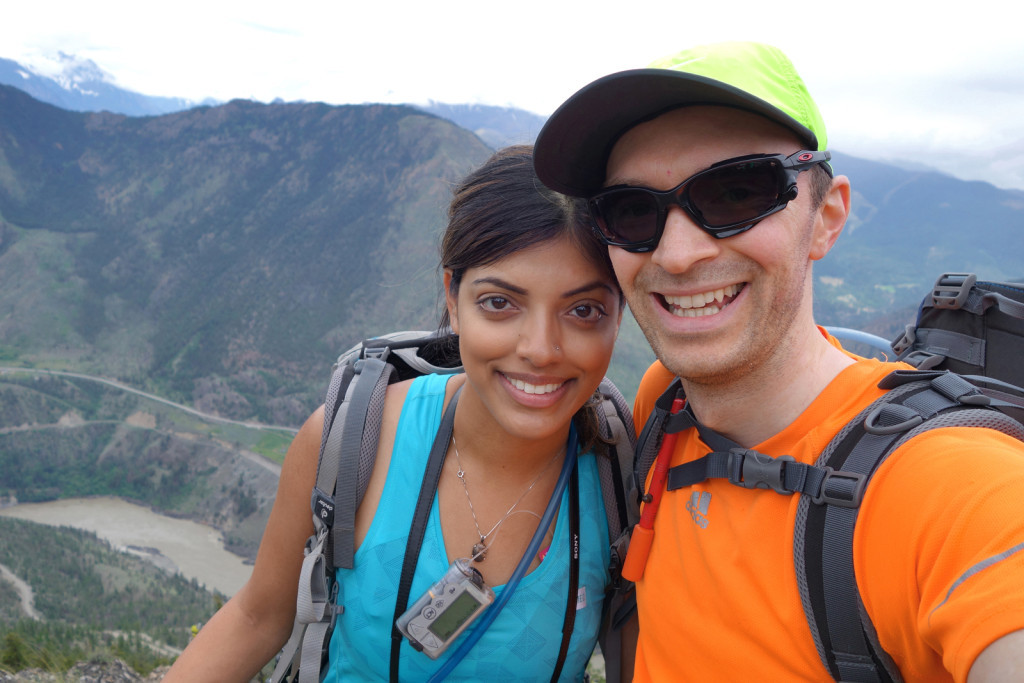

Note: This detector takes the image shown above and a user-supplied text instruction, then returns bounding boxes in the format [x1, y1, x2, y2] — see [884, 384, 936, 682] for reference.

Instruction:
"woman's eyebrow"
[470, 276, 527, 295]
[471, 277, 614, 299]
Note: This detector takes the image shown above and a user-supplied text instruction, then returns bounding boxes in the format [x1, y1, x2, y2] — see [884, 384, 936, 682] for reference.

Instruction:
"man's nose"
[650, 206, 722, 273]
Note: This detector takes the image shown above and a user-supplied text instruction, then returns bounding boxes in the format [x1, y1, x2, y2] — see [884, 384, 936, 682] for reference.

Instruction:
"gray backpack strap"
[328, 356, 394, 569]
[596, 378, 637, 546]
[795, 371, 1024, 682]
[271, 355, 395, 683]
[272, 331, 463, 683]
[593, 378, 637, 683]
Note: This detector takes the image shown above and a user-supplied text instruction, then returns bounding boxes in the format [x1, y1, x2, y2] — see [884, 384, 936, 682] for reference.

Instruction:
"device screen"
[428, 590, 482, 641]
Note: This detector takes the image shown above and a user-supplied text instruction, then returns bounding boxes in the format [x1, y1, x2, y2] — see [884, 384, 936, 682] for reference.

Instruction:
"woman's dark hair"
[439, 145, 619, 453]
[440, 145, 615, 318]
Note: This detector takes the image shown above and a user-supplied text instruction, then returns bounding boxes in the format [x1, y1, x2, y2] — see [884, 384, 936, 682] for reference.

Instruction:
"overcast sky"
[4, 0, 1024, 191]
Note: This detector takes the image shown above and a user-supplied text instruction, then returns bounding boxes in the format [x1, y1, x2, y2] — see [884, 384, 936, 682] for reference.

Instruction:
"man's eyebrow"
[471, 276, 615, 299]
[602, 175, 650, 189]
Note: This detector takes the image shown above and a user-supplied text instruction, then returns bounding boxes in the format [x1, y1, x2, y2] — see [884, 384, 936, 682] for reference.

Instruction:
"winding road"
[0, 366, 298, 435]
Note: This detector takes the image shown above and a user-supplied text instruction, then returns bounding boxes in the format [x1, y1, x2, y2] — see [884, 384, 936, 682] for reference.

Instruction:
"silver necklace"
[452, 434, 559, 562]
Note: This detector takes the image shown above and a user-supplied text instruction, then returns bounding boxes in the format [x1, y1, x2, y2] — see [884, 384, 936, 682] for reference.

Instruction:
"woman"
[164, 145, 626, 681]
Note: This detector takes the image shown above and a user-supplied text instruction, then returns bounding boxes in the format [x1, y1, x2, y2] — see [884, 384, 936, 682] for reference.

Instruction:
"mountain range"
[0, 54, 214, 118]
[1, 63, 1024, 424]
[0, 55, 545, 148]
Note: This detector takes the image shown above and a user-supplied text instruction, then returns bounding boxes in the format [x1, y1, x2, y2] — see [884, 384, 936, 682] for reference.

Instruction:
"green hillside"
[0, 85, 495, 425]
[0, 517, 220, 676]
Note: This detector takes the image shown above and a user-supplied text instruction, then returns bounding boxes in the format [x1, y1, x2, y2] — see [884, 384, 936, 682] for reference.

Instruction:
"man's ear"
[810, 174, 851, 261]
[443, 270, 459, 334]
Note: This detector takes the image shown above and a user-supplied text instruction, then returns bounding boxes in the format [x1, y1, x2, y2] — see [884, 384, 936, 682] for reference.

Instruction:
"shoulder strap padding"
[795, 372, 1024, 683]
[595, 377, 637, 547]
[309, 355, 396, 570]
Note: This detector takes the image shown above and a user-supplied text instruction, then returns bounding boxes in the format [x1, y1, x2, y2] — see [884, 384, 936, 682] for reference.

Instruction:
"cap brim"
[534, 68, 818, 197]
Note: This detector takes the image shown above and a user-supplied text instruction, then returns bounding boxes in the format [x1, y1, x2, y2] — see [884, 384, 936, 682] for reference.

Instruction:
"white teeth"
[507, 376, 563, 395]
[665, 284, 740, 316]
[678, 305, 721, 317]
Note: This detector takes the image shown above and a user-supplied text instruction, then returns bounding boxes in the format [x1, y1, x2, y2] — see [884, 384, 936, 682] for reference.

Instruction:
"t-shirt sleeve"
[854, 427, 1024, 682]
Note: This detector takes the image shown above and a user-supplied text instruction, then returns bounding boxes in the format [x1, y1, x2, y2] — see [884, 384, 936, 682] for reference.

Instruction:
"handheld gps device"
[396, 558, 495, 659]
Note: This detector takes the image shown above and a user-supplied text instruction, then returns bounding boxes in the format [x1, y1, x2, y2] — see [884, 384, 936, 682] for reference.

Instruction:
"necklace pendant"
[472, 542, 487, 562]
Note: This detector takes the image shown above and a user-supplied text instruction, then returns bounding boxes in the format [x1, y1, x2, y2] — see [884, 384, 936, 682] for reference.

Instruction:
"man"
[534, 42, 1024, 681]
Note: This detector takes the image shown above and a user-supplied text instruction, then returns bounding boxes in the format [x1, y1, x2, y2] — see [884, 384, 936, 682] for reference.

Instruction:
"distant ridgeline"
[1, 83, 1023, 427]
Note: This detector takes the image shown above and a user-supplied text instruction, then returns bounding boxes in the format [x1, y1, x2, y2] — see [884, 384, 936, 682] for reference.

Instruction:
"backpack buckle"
[812, 467, 867, 508]
[727, 449, 795, 495]
[898, 349, 946, 371]
[890, 324, 915, 355]
[931, 273, 976, 309]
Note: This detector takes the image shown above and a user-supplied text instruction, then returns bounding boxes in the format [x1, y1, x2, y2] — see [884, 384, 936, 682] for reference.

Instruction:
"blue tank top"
[322, 373, 610, 682]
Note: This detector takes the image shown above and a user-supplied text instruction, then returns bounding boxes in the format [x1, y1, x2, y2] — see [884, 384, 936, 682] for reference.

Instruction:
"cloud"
[2, 0, 1023, 189]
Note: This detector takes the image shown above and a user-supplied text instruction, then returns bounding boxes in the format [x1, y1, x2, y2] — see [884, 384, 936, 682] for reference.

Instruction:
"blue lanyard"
[427, 425, 580, 682]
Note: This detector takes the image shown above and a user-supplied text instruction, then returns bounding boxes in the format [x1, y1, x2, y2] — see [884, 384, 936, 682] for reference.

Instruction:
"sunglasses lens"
[591, 192, 659, 246]
[688, 160, 781, 228]
[590, 156, 796, 248]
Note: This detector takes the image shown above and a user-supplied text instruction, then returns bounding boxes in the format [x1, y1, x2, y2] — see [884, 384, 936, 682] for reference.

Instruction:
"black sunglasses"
[588, 150, 832, 253]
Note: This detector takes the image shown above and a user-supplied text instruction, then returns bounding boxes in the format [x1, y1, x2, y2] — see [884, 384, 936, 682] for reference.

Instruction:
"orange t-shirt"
[631, 354, 1024, 682]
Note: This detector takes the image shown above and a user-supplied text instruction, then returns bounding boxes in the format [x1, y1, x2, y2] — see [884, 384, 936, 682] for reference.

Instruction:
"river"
[0, 497, 253, 596]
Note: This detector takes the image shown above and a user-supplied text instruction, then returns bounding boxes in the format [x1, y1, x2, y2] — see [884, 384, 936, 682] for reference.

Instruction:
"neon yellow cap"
[534, 41, 828, 197]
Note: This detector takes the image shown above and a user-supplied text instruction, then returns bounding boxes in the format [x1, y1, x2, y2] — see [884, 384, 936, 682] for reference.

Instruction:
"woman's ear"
[443, 269, 460, 334]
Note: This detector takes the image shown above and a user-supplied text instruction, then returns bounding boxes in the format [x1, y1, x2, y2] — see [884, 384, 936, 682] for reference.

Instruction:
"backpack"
[627, 272, 1024, 682]
[270, 329, 637, 683]
[892, 272, 1024, 388]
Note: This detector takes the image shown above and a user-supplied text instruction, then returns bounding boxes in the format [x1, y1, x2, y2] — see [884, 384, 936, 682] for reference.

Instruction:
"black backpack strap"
[641, 368, 1024, 682]
[664, 402, 869, 509]
[631, 379, 686, 507]
[796, 371, 1024, 682]
[550, 463, 581, 682]
[388, 386, 461, 682]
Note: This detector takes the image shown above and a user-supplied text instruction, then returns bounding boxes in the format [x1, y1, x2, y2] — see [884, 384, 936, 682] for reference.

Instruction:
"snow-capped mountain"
[0, 53, 216, 116]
